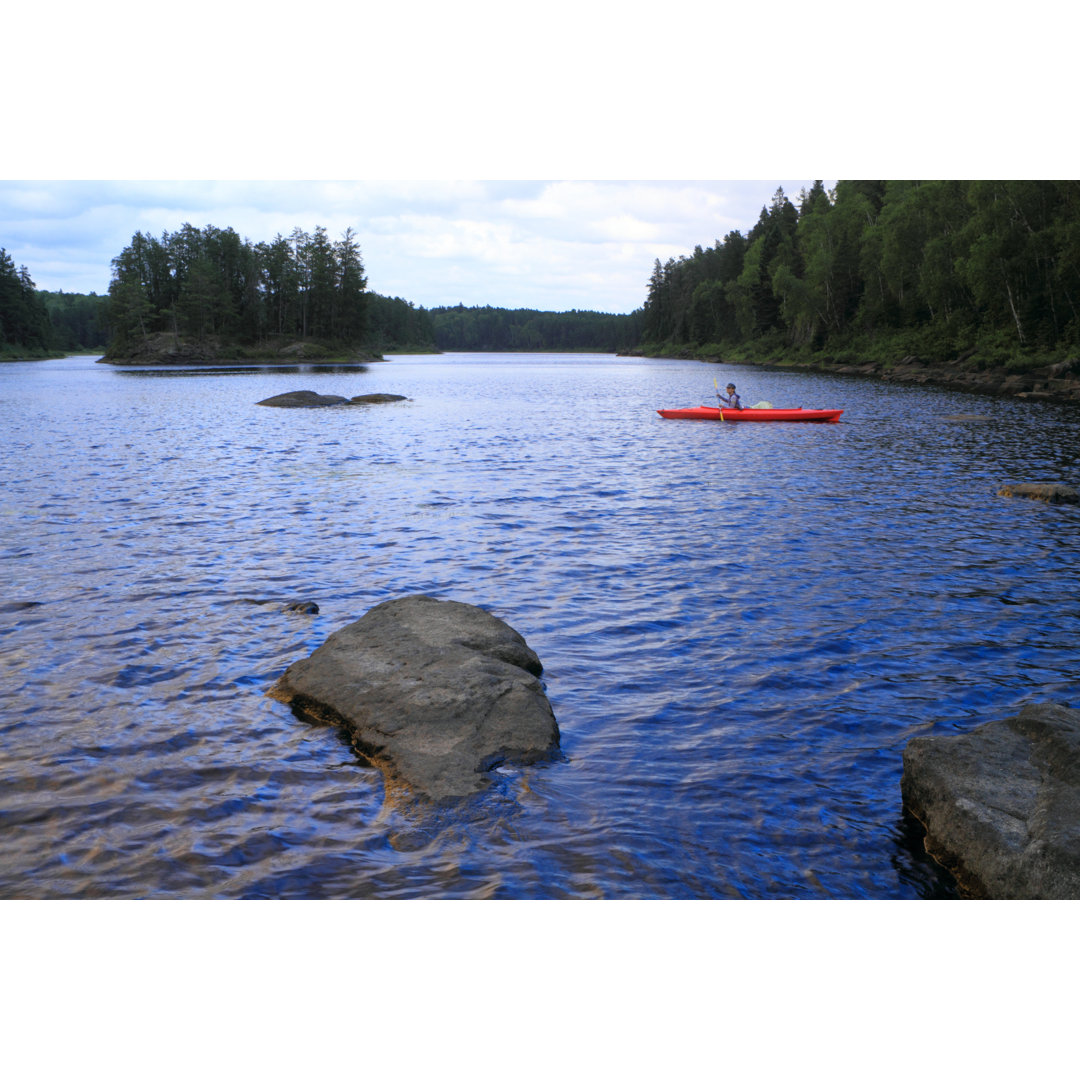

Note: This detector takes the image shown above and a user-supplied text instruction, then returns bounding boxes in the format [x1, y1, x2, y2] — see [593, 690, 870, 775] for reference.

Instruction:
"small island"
[94, 223, 440, 365]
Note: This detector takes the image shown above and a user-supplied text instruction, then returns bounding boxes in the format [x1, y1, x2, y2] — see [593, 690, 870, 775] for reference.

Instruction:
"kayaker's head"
[726, 383, 736, 391]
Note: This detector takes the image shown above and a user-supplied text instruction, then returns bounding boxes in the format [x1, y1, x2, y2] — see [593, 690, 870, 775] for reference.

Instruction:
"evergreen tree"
[335, 226, 368, 341]
[0, 249, 51, 350]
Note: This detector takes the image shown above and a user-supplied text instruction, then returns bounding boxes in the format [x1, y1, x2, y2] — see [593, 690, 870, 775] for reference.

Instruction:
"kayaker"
[717, 383, 744, 410]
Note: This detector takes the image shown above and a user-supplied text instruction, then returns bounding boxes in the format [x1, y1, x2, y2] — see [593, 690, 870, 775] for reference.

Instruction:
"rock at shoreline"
[268, 595, 561, 800]
[998, 482, 1079, 505]
[901, 703, 1080, 898]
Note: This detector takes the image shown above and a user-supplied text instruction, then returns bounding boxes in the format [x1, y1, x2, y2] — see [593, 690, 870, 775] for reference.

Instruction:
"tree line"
[428, 304, 643, 352]
[107, 223, 369, 352]
[42, 291, 110, 352]
[365, 294, 437, 352]
[642, 181, 1080, 365]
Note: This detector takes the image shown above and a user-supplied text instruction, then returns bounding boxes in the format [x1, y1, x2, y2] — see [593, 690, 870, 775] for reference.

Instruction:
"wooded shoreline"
[621, 345, 1080, 406]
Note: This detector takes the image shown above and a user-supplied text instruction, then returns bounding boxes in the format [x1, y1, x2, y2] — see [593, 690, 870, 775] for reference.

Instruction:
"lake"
[2, 352, 1078, 898]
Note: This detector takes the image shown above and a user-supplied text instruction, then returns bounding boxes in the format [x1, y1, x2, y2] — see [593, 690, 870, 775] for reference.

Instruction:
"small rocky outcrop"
[268, 595, 560, 800]
[901, 703, 1080, 898]
[257, 390, 352, 408]
[997, 482, 1079, 504]
[256, 390, 409, 408]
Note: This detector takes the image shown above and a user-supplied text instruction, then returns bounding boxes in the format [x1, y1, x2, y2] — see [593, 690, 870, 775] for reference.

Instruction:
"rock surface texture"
[269, 595, 560, 800]
[901, 703, 1080, 898]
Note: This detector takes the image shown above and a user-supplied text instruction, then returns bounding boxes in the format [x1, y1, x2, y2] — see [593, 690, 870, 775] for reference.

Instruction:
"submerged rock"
[282, 601, 320, 614]
[350, 393, 408, 404]
[901, 703, 1080, 898]
[268, 595, 560, 800]
[997, 482, 1079, 504]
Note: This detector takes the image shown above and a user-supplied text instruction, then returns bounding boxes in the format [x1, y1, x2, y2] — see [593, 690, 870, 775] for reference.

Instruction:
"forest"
[640, 181, 1080, 368]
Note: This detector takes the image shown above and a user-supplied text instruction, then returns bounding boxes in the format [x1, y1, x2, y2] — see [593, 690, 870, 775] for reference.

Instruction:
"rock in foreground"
[901, 703, 1080, 898]
[269, 595, 560, 799]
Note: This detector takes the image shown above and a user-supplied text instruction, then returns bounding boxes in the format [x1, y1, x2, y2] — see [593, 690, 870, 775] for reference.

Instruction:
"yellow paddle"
[714, 377, 724, 421]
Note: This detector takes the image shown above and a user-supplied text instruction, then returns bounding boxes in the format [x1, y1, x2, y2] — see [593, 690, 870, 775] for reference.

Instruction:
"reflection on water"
[1, 353, 1078, 898]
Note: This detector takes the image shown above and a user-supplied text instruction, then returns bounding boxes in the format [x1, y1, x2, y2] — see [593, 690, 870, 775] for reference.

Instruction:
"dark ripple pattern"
[1, 354, 1079, 898]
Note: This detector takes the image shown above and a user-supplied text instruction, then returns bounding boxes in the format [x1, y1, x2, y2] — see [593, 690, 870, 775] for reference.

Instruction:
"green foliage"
[365, 294, 437, 352]
[41, 290, 109, 351]
[640, 180, 1080, 368]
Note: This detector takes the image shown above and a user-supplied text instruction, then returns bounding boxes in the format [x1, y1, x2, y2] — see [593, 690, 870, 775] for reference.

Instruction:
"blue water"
[2, 352, 1078, 898]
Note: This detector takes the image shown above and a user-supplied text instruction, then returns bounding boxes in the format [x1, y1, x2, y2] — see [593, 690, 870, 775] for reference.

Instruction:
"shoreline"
[97, 332, 384, 367]
[621, 349, 1080, 406]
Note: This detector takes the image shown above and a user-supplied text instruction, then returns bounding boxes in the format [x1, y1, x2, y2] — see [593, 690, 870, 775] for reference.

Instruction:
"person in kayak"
[717, 383, 744, 410]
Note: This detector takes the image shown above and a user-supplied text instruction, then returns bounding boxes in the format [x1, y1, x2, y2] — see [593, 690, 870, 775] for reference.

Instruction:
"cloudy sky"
[0, 179, 830, 313]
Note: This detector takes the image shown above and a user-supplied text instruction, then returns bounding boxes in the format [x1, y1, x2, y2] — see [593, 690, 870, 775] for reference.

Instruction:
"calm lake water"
[2, 352, 1079, 899]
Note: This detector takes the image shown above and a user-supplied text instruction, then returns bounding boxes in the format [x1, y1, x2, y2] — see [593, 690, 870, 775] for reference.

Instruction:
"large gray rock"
[269, 595, 560, 800]
[901, 703, 1080, 898]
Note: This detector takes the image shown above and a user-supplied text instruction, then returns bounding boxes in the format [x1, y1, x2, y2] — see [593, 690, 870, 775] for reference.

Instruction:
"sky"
[0, 179, 829, 313]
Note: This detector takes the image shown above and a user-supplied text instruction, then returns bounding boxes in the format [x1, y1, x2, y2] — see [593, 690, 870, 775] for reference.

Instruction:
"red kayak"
[657, 405, 843, 423]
